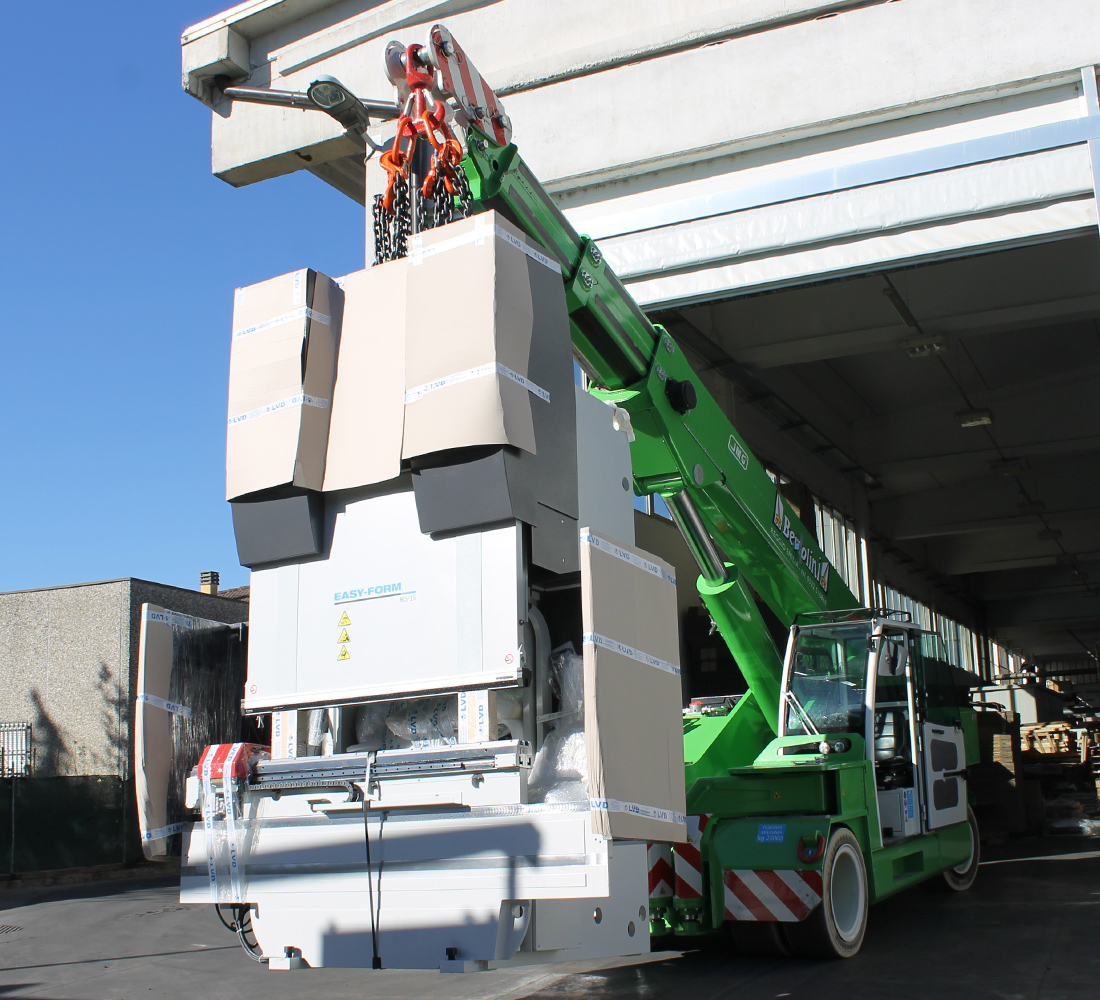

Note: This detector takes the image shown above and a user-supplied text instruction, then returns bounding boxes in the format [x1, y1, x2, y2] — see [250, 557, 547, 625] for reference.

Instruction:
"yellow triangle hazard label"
[338, 612, 351, 626]
[337, 645, 351, 661]
[337, 629, 350, 644]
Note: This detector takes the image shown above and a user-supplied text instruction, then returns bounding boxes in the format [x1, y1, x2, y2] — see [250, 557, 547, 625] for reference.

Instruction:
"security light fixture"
[306, 76, 377, 133]
[957, 409, 993, 428]
[220, 78, 398, 139]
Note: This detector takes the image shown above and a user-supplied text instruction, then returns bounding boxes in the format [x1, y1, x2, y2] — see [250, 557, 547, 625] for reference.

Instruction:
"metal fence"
[0, 723, 32, 778]
[0, 775, 141, 874]
[0, 723, 142, 874]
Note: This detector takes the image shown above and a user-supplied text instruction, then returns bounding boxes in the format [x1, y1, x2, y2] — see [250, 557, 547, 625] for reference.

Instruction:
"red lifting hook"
[797, 833, 826, 864]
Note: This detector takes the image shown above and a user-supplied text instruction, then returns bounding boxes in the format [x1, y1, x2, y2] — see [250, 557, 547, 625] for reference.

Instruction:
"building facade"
[0, 579, 247, 871]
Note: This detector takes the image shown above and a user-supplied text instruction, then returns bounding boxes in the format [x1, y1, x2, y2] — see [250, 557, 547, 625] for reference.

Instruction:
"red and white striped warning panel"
[428, 23, 511, 145]
[722, 869, 824, 922]
[674, 813, 711, 899]
[648, 843, 674, 898]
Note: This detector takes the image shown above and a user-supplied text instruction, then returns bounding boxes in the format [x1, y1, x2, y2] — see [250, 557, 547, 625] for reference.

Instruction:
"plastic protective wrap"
[528, 647, 588, 803]
[352, 698, 457, 750]
[167, 624, 256, 835]
[198, 743, 268, 904]
[495, 689, 525, 741]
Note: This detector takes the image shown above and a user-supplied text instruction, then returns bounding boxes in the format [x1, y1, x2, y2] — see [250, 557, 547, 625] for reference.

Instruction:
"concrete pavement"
[1, 836, 1098, 1000]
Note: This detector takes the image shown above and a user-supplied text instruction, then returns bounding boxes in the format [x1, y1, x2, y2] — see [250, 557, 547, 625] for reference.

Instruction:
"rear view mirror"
[877, 639, 909, 676]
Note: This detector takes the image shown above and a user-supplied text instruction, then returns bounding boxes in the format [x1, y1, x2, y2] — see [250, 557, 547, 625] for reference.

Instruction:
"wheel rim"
[953, 820, 975, 875]
[829, 843, 865, 943]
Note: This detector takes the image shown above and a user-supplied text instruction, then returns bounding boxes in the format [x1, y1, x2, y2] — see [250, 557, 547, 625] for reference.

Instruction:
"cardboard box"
[402, 211, 561, 460]
[226, 268, 343, 500]
[323, 259, 407, 491]
[457, 689, 499, 743]
[580, 530, 687, 843]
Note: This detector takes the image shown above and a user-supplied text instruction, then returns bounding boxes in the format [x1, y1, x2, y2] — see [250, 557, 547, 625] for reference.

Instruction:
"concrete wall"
[0, 580, 248, 778]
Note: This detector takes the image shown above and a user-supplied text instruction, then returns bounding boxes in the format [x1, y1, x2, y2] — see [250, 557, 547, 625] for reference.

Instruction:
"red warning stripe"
[674, 842, 703, 898]
[723, 871, 775, 921]
[722, 869, 824, 922]
[673, 814, 711, 899]
[430, 26, 507, 145]
[757, 869, 811, 921]
[797, 869, 824, 895]
[649, 856, 675, 895]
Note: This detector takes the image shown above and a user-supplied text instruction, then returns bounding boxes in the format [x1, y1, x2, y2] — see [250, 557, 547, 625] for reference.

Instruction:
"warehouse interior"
[654, 231, 1100, 675]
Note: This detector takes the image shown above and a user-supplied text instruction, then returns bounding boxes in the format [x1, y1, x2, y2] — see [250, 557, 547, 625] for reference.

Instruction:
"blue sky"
[0, 4, 365, 593]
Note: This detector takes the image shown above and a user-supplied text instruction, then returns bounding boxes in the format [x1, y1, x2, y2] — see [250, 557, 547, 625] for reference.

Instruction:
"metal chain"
[453, 168, 472, 221]
[372, 159, 471, 265]
[372, 194, 390, 266]
[431, 173, 452, 229]
[391, 173, 410, 260]
[372, 175, 410, 264]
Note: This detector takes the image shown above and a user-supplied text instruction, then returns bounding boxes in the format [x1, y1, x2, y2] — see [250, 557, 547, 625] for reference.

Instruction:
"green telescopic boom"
[460, 135, 858, 732]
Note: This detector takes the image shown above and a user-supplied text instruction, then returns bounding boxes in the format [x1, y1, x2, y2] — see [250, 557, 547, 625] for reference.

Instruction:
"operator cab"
[781, 611, 970, 846]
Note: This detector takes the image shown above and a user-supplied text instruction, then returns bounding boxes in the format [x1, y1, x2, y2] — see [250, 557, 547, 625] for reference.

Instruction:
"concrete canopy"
[182, 0, 1100, 670]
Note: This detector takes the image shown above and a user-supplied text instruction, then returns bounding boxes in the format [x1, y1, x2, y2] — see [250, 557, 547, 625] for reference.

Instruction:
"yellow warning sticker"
[338, 612, 351, 627]
[337, 629, 350, 644]
[337, 645, 351, 661]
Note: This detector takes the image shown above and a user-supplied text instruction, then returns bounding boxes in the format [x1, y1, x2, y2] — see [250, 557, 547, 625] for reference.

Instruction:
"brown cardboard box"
[226, 268, 343, 500]
[323, 259, 407, 491]
[401, 211, 561, 460]
[580, 529, 687, 843]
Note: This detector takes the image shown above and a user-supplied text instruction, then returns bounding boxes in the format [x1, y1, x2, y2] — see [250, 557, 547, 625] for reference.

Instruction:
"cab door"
[921, 721, 967, 829]
[912, 633, 968, 830]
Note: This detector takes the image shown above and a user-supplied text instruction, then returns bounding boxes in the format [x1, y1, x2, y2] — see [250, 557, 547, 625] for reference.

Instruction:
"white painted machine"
[148, 385, 686, 971]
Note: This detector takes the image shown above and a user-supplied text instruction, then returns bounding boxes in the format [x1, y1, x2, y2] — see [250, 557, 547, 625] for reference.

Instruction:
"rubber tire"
[784, 827, 868, 960]
[728, 920, 791, 958]
[940, 806, 980, 892]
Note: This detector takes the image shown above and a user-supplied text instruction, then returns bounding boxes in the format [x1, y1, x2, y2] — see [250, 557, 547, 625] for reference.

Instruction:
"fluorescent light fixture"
[904, 334, 947, 359]
[957, 409, 993, 428]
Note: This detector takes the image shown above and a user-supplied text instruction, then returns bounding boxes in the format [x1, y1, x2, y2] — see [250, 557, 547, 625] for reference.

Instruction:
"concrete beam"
[187, 0, 1100, 195]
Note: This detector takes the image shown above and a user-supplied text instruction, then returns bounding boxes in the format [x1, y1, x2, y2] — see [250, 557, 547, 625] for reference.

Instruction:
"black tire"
[940, 806, 980, 892]
[727, 920, 791, 958]
[784, 827, 868, 960]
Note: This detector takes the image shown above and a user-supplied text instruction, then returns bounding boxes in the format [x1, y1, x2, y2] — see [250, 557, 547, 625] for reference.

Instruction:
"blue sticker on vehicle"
[757, 823, 786, 843]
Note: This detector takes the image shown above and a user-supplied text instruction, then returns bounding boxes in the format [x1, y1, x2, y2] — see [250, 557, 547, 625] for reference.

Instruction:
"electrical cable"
[235, 908, 266, 963]
[214, 902, 236, 932]
[216, 902, 267, 963]
[363, 752, 383, 969]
